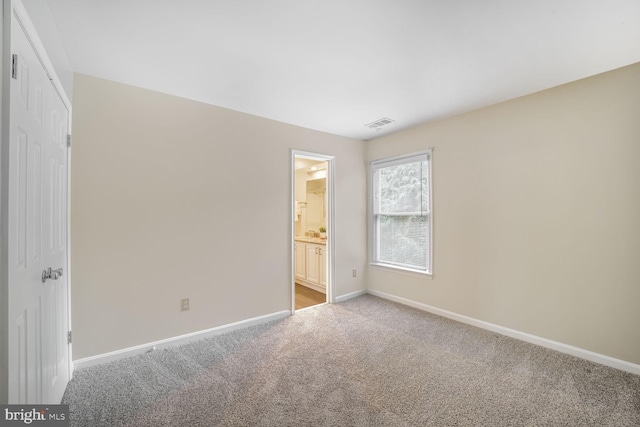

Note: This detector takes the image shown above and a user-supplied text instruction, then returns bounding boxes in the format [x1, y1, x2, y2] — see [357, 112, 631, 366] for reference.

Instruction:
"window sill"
[370, 262, 433, 278]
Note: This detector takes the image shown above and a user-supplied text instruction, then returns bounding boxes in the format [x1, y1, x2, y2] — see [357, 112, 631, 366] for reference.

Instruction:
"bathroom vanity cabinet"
[294, 239, 326, 293]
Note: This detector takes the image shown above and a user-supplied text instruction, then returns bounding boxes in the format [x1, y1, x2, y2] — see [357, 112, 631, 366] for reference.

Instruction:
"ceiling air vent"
[365, 117, 395, 131]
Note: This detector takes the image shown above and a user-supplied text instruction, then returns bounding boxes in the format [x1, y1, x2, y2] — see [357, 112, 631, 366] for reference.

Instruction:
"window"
[371, 150, 432, 274]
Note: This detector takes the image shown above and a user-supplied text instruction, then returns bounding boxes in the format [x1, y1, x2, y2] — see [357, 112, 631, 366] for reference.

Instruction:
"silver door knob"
[42, 267, 63, 283]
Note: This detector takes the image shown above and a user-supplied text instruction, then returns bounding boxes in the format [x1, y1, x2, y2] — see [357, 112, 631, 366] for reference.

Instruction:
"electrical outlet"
[352, 269, 357, 277]
[181, 298, 190, 311]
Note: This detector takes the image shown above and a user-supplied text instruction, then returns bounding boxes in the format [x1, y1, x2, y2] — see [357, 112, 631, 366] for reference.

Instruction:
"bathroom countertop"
[295, 236, 327, 245]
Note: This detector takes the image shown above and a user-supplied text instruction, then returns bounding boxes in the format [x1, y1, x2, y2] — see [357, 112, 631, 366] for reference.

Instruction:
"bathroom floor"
[295, 284, 326, 310]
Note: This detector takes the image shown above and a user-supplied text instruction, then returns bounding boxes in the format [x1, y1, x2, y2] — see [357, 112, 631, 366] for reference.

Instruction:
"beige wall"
[366, 62, 640, 365]
[72, 62, 640, 365]
[71, 74, 367, 359]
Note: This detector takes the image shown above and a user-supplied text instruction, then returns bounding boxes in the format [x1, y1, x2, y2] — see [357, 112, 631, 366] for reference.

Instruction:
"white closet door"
[8, 12, 70, 404]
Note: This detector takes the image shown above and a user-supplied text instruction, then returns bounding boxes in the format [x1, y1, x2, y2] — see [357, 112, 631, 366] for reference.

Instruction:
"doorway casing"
[290, 150, 335, 313]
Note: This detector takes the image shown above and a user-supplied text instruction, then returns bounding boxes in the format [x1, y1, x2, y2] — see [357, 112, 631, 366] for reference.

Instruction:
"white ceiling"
[46, 0, 640, 141]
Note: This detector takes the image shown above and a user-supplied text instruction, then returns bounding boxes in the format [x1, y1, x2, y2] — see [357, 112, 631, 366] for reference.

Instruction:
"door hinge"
[67, 331, 72, 344]
[67, 134, 71, 148]
[11, 54, 18, 79]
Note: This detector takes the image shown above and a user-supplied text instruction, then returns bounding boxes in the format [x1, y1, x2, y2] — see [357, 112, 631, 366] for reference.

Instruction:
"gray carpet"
[62, 295, 640, 426]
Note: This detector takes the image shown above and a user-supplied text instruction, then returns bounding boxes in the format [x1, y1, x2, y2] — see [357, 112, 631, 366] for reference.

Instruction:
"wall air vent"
[365, 117, 395, 130]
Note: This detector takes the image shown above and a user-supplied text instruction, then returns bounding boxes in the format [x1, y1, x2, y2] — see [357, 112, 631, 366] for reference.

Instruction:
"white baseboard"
[335, 289, 367, 303]
[73, 310, 291, 370]
[367, 289, 640, 376]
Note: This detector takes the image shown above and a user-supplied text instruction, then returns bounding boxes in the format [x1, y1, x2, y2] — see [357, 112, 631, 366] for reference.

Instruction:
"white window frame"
[370, 149, 433, 275]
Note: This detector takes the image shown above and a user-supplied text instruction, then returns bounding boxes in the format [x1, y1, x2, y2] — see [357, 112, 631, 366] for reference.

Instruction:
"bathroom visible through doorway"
[291, 151, 335, 312]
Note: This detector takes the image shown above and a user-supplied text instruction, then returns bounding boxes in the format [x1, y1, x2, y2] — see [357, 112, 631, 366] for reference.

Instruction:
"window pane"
[378, 214, 428, 269]
[371, 150, 432, 273]
[377, 161, 426, 214]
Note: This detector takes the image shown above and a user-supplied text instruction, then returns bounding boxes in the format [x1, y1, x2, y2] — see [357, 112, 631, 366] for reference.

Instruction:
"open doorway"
[291, 151, 334, 312]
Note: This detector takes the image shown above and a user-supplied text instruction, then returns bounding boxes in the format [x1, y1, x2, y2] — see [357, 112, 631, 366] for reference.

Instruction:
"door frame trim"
[0, 0, 73, 402]
[290, 150, 335, 313]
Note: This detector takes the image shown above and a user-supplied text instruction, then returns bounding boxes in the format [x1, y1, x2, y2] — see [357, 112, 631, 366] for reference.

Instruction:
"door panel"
[8, 13, 70, 404]
[318, 246, 326, 287]
[305, 244, 320, 284]
[15, 131, 28, 268]
[294, 243, 306, 281]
